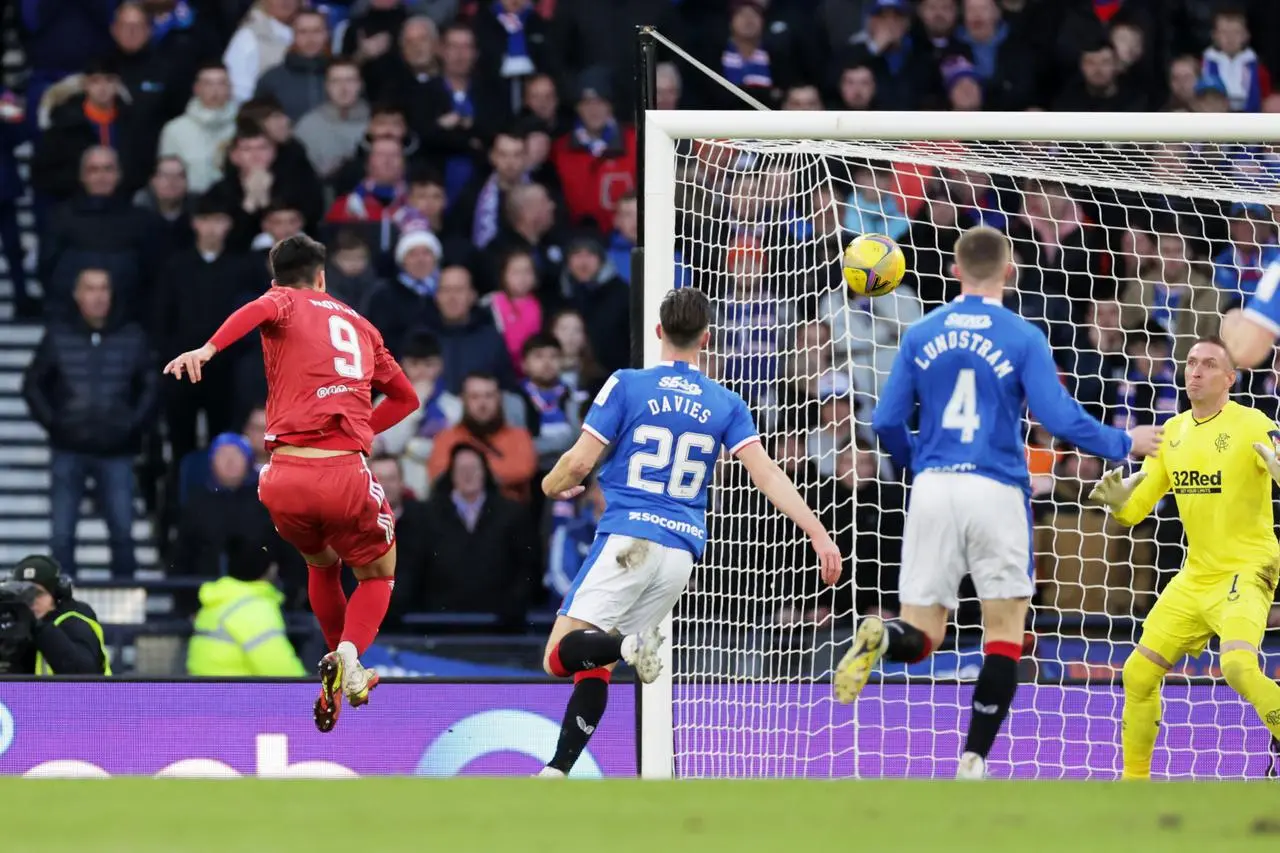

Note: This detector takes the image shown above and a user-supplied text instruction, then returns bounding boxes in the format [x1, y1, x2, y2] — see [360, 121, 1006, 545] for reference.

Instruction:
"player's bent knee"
[1220, 649, 1260, 694]
[1121, 651, 1164, 697]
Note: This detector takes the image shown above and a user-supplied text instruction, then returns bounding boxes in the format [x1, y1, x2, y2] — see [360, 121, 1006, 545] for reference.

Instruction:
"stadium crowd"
[4, 0, 1280, 671]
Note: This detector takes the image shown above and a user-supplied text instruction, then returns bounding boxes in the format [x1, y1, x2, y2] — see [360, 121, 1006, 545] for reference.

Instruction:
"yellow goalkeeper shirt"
[1114, 401, 1280, 582]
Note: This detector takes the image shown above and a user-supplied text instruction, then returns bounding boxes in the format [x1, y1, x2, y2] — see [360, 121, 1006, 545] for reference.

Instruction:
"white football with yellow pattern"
[842, 233, 907, 297]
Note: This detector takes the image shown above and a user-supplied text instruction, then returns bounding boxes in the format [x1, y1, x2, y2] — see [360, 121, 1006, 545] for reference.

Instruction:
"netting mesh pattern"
[668, 137, 1280, 779]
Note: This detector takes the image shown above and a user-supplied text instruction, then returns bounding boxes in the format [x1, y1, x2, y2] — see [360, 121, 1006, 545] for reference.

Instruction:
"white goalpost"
[639, 109, 1280, 780]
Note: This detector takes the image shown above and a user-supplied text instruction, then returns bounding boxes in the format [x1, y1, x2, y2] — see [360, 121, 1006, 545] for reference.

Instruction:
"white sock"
[336, 641, 359, 671]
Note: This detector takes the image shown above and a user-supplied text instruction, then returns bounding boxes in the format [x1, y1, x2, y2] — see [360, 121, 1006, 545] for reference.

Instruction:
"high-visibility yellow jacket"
[186, 577, 305, 676]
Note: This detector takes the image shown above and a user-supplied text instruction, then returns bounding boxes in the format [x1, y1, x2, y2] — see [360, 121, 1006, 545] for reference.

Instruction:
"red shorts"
[258, 453, 395, 567]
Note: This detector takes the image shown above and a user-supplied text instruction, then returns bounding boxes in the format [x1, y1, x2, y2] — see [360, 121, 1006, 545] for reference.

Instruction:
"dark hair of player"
[954, 226, 1011, 283]
[269, 235, 327, 288]
[402, 331, 441, 361]
[1191, 335, 1235, 369]
[659, 288, 711, 349]
[521, 332, 561, 359]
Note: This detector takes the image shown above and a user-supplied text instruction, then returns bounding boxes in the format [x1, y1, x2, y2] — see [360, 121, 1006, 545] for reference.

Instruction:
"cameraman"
[10, 556, 111, 675]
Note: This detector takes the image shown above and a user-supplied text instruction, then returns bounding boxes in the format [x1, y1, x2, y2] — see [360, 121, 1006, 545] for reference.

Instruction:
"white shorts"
[559, 533, 694, 635]
[900, 471, 1034, 609]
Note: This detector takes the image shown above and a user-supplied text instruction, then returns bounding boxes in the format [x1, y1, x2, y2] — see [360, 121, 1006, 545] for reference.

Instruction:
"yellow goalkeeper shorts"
[1137, 567, 1277, 664]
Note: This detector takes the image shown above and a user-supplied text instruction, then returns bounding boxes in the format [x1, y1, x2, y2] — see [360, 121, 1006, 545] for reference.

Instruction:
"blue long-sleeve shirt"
[872, 295, 1132, 494]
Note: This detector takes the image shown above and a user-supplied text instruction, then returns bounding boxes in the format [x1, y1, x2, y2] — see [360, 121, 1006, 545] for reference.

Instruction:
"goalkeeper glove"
[1087, 468, 1147, 511]
[1253, 441, 1280, 486]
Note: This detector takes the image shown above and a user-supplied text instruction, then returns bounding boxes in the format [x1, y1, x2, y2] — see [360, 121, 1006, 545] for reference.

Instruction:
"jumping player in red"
[163, 235, 418, 732]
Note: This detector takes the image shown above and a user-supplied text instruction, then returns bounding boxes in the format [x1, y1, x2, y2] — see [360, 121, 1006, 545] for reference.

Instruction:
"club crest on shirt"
[1215, 433, 1230, 453]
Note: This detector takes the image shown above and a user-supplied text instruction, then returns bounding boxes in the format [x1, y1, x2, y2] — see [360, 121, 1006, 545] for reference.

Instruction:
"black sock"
[882, 620, 931, 663]
[553, 629, 624, 673]
[548, 675, 609, 773]
[963, 648, 1019, 759]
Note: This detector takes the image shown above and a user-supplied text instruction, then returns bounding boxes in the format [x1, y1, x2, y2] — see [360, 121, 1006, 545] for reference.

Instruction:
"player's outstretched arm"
[1222, 308, 1277, 370]
[736, 443, 842, 585]
[163, 296, 280, 383]
[542, 432, 606, 500]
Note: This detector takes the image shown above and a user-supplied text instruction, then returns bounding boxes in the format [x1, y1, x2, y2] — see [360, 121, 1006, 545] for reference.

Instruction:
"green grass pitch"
[7, 778, 1280, 853]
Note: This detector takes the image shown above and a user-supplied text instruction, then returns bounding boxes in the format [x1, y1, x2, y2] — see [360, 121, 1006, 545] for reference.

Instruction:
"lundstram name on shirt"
[626, 511, 705, 540]
[316, 384, 353, 399]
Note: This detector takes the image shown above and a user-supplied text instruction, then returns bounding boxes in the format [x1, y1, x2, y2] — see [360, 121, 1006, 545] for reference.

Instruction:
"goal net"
[639, 111, 1280, 780]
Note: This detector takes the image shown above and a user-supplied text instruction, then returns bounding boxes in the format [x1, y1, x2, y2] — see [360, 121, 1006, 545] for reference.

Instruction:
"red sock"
[984, 640, 1022, 662]
[341, 577, 394, 655]
[307, 561, 346, 652]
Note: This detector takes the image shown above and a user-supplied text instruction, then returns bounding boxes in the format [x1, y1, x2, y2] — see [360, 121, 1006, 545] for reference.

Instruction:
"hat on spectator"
[729, 0, 766, 16]
[870, 0, 911, 14]
[567, 232, 605, 259]
[575, 66, 613, 103]
[1230, 201, 1271, 219]
[1194, 72, 1228, 97]
[209, 432, 253, 469]
[12, 555, 63, 596]
[395, 229, 443, 266]
[815, 369, 853, 402]
[941, 56, 981, 91]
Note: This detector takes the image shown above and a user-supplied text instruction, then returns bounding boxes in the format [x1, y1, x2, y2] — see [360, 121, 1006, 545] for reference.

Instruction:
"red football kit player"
[164, 236, 417, 732]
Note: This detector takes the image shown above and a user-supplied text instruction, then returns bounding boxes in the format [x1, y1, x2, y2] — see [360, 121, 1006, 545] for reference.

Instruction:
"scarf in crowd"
[1093, 0, 1124, 23]
[1148, 281, 1181, 332]
[572, 119, 620, 158]
[473, 171, 528, 248]
[494, 2, 535, 74]
[83, 101, 118, 148]
[721, 42, 772, 88]
[151, 1, 195, 42]
[523, 379, 569, 428]
[398, 269, 440, 297]
[349, 179, 406, 218]
[416, 383, 451, 439]
[443, 80, 476, 203]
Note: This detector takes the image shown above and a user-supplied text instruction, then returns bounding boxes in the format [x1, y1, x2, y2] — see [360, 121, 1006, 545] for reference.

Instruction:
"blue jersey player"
[833, 227, 1164, 779]
[1223, 257, 1280, 369]
[535, 288, 842, 778]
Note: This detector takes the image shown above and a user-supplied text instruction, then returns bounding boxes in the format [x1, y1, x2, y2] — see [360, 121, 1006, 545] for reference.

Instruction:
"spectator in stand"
[325, 137, 407, 224]
[1035, 451, 1120, 616]
[486, 249, 544, 374]
[1062, 299, 1127, 423]
[942, 56, 984, 110]
[1192, 72, 1232, 113]
[548, 308, 605, 405]
[325, 228, 385, 307]
[341, 0, 409, 66]
[1166, 54, 1200, 110]
[141, 0, 221, 100]
[1212, 202, 1279, 307]
[109, 2, 180, 151]
[427, 266, 517, 390]
[1109, 17, 1157, 99]
[374, 332, 460, 498]
[781, 85, 824, 110]
[656, 62, 683, 111]
[1007, 177, 1107, 306]
[486, 182, 562, 293]
[452, 129, 529, 251]
[254, 10, 331, 122]
[844, 161, 909, 241]
[903, 180, 963, 307]
[517, 332, 579, 474]
[158, 62, 238, 194]
[545, 474, 604, 607]
[422, 23, 502, 204]
[475, 0, 557, 116]
[362, 229, 442, 355]
[1118, 230, 1223, 363]
[716, 238, 787, 406]
[608, 192, 637, 285]
[371, 16, 439, 108]
[295, 59, 372, 179]
[394, 170, 473, 267]
[250, 199, 306, 258]
[839, 440, 904, 618]
[1201, 5, 1270, 113]
[18, 0, 117, 133]
[837, 60, 879, 110]
[223, 0, 299, 104]
[241, 405, 270, 473]
[329, 103, 425, 197]
[236, 96, 323, 225]
[715, 0, 790, 108]
[133, 156, 194, 259]
[23, 268, 157, 579]
[956, 0, 1034, 110]
[846, 0, 920, 111]
[914, 0, 971, 108]
[521, 73, 562, 132]
[406, 444, 535, 626]
[805, 372, 856, 478]
[32, 58, 150, 202]
[517, 114, 564, 209]
[556, 234, 630, 375]
[206, 122, 318, 252]
[39, 147, 156, 323]
[550, 66, 637, 234]
[1052, 39, 1146, 112]
[154, 194, 247, 463]
[427, 372, 537, 501]
[1111, 324, 1178, 429]
[173, 433, 277, 578]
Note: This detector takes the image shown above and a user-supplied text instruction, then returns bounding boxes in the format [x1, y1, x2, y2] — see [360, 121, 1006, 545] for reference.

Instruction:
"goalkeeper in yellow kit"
[1089, 337, 1280, 779]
